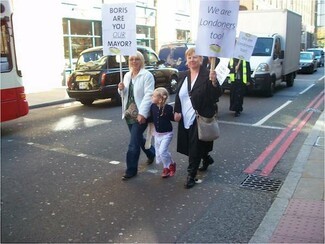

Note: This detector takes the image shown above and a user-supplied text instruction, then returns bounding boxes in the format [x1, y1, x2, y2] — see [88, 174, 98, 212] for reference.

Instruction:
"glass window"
[71, 37, 93, 58]
[176, 29, 190, 41]
[273, 38, 282, 59]
[252, 38, 273, 56]
[140, 48, 158, 65]
[63, 19, 69, 34]
[70, 19, 92, 35]
[94, 22, 101, 36]
[77, 50, 103, 65]
[0, 19, 12, 72]
[63, 18, 103, 71]
[95, 38, 102, 46]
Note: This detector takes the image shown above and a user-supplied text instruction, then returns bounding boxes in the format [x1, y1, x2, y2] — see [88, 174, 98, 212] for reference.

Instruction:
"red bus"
[1, 0, 28, 122]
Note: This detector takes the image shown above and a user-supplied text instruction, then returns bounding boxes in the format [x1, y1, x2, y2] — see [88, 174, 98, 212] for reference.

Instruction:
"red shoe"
[161, 168, 170, 178]
[169, 162, 176, 176]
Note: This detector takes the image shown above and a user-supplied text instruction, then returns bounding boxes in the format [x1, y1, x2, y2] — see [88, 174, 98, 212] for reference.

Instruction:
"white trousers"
[154, 131, 174, 168]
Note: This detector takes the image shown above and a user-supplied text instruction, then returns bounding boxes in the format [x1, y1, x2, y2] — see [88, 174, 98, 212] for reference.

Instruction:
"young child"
[147, 87, 176, 178]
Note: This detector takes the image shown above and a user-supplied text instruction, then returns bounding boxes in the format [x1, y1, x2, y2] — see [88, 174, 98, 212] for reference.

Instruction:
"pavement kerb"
[249, 111, 324, 243]
[29, 98, 74, 109]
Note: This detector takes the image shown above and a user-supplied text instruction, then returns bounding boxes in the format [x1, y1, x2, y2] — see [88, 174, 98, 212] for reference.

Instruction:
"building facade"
[11, 0, 323, 92]
[247, 0, 320, 49]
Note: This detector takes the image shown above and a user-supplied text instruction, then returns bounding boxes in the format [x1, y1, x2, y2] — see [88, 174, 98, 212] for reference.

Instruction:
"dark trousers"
[229, 80, 245, 112]
[187, 122, 201, 178]
[177, 118, 213, 178]
[183, 121, 211, 178]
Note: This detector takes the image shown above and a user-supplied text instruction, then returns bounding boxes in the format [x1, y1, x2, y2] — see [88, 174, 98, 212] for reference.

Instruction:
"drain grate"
[240, 174, 282, 192]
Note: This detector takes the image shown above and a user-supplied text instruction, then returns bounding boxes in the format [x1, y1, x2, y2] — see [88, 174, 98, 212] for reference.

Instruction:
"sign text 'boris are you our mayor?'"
[102, 1, 137, 56]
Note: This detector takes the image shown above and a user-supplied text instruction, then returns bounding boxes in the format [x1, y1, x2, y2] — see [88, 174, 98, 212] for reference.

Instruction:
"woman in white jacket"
[118, 51, 155, 180]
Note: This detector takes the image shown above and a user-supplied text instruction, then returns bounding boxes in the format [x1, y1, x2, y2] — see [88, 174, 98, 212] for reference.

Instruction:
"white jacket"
[118, 68, 155, 119]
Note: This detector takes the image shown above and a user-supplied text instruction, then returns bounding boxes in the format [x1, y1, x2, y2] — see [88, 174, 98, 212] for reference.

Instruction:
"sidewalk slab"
[249, 111, 325, 244]
[270, 199, 324, 243]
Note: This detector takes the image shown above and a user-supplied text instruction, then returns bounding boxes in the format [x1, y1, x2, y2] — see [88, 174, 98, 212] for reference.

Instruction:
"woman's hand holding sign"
[209, 57, 218, 87]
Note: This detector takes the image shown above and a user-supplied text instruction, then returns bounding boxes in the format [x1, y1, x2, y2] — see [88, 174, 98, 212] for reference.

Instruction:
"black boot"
[184, 176, 196, 189]
[198, 155, 214, 171]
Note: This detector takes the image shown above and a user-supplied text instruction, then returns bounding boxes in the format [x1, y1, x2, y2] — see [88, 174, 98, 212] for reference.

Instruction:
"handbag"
[196, 112, 220, 141]
[124, 102, 138, 119]
[124, 81, 138, 119]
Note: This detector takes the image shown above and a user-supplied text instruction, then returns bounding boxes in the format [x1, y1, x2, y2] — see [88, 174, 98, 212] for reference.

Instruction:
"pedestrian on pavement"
[228, 58, 251, 117]
[199, 56, 221, 172]
[118, 51, 155, 180]
[174, 47, 222, 189]
[146, 87, 176, 178]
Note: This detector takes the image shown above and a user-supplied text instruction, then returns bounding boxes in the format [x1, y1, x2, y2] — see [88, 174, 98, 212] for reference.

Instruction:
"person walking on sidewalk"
[199, 57, 221, 172]
[228, 58, 251, 117]
[146, 87, 176, 178]
[118, 51, 155, 180]
[174, 48, 222, 189]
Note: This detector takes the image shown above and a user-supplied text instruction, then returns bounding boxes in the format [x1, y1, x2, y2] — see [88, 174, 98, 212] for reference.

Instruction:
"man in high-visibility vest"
[228, 58, 251, 117]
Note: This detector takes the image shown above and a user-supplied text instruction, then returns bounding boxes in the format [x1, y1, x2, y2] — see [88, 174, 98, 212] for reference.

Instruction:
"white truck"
[236, 9, 302, 96]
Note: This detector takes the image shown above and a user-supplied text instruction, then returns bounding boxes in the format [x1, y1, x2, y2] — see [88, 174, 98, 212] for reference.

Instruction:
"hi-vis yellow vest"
[229, 59, 248, 84]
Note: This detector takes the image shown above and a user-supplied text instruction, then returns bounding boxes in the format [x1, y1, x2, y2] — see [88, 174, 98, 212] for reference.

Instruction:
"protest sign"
[233, 31, 257, 61]
[102, 2, 137, 56]
[196, 0, 240, 58]
[215, 58, 230, 85]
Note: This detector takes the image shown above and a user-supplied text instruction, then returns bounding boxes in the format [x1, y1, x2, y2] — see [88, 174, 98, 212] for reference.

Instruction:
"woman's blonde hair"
[128, 51, 145, 70]
[185, 47, 203, 65]
[154, 87, 169, 115]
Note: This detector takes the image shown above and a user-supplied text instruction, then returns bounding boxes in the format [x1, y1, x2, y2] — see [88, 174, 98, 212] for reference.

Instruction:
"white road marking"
[53, 115, 111, 131]
[219, 120, 284, 130]
[299, 84, 315, 94]
[252, 100, 292, 126]
[26, 142, 113, 164]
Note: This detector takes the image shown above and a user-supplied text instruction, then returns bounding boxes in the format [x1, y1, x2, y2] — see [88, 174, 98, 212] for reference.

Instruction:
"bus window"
[0, 19, 12, 72]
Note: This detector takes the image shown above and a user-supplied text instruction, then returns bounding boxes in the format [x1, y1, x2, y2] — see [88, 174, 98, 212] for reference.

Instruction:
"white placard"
[102, 2, 137, 56]
[233, 31, 257, 61]
[195, 0, 240, 58]
[215, 58, 230, 84]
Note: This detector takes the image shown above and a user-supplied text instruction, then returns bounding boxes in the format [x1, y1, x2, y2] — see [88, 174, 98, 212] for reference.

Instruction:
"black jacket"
[147, 103, 174, 133]
[174, 66, 222, 155]
[174, 66, 222, 117]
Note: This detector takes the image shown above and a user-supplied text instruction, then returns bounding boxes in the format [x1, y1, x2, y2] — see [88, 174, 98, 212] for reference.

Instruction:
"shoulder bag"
[196, 112, 220, 142]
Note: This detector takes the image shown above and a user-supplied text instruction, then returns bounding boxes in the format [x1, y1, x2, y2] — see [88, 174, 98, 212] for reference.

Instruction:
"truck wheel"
[80, 99, 94, 105]
[286, 73, 294, 87]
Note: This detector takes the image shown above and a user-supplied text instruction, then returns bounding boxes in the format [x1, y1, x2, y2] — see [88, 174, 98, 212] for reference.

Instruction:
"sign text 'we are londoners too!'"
[196, 0, 239, 58]
[102, 2, 136, 56]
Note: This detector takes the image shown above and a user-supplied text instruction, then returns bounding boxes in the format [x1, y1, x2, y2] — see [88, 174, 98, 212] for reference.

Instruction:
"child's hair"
[154, 87, 169, 116]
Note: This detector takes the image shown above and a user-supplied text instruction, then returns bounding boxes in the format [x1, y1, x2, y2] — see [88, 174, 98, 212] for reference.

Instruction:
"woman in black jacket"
[174, 48, 222, 189]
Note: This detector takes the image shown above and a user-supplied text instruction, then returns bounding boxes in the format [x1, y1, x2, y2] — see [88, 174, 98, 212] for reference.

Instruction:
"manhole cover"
[240, 174, 282, 192]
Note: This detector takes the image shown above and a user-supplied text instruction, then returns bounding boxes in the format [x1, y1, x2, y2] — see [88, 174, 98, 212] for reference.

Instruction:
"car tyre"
[286, 73, 294, 87]
[80, 99, 94, 105]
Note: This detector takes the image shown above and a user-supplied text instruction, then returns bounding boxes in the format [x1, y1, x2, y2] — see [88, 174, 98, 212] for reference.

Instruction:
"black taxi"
[67, 45, 179, 105]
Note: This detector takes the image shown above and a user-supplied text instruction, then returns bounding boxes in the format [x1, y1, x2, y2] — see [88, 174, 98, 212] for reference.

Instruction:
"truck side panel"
[283, 11, 301, 75]
[236, 9, 301, 75]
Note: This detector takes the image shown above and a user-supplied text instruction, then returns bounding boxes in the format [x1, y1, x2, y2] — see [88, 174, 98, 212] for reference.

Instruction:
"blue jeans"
[125, 122, 155, 176]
